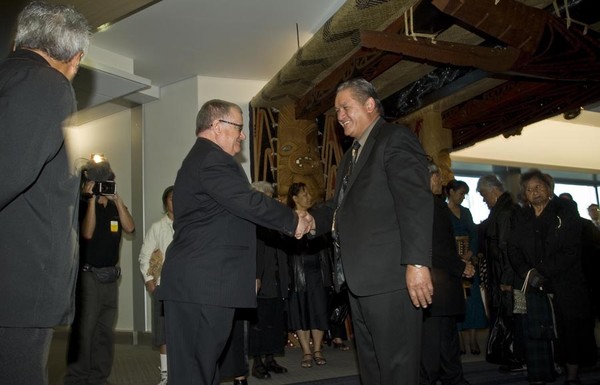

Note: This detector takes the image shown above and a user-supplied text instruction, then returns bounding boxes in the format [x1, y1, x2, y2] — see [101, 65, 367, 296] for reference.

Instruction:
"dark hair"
[162, 185, 174, 212]
[558, 192, 573, 200]
[195, 99, 242, 135]
[84, 160, 114, 181]
[446, 179, 469, 195]
[286, 182, 307, 209]
[336, 78, 384, 116]
[520, 169, 552, 195]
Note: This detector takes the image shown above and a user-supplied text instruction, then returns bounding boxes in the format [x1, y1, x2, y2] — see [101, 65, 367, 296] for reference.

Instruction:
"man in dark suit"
[158, 99, 313, 385]
[0, 3, 89, 385]
[421, 161, 473, 385]
[312, 78, 434, 385]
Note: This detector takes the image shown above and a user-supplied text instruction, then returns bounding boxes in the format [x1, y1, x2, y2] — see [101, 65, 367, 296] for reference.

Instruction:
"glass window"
[554, 183, 598, 219]
[451, 175, 490, 224]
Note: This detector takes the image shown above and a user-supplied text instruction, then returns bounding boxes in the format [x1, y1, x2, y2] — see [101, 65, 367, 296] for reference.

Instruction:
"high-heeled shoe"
[313, 351, 327, 366]
[332, 340, 351, 351]
[301, 353, 313, 368]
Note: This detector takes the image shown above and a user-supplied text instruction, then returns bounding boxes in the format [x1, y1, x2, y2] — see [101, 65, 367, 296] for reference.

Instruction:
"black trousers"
[65, 272, 118, 385]
[220, 310, 250, 378]
[420, 315, 465, 385]
[249, 298, 285, 356]
[164, 301, 235, 385]
[349, 289, 422, 385]
[0, 327, 53, 385]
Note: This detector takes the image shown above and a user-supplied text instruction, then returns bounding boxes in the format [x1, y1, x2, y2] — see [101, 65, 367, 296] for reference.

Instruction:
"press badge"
[110, 221, 119, 232]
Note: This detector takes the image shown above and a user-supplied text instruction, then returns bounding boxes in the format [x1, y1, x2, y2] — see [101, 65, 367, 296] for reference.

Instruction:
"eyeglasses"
[219, 119, 244, 131]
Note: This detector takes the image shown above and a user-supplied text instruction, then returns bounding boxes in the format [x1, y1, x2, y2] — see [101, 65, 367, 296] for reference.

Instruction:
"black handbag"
[526, 291, 557, 340]
[486, 295, 515, 365]
[329, 289, 350, 325]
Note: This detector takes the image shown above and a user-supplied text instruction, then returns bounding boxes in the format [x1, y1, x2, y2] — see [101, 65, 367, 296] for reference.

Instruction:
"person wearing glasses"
[158, 99, 314, 385]
[0, 3, 90, 384]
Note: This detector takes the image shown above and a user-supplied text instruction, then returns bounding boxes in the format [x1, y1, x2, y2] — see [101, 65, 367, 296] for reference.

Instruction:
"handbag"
[329, 289, 350, 325]
[486, 295, 514, 365]
[513, 269, 530, 315]
[513, 289, 527, 314]
[526, 291, 556, 340]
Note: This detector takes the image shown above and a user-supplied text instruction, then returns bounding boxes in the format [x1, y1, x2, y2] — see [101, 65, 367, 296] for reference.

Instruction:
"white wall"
[142, 76, 267, 234]
[196, 75, 267, 177]
[137, 76, 265, 330]
[65, 109, 136, 331]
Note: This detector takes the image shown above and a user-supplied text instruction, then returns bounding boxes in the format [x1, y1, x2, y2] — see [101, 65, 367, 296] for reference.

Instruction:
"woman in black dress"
[509, 169, 593, 384]
[285, 182, 332, 368]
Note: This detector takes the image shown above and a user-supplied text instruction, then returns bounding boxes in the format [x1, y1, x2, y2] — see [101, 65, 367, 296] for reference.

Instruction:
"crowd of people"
[2, 3, 600, 385]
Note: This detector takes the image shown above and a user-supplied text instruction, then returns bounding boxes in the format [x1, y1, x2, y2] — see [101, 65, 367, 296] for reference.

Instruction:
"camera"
[92, 181, 116, 196]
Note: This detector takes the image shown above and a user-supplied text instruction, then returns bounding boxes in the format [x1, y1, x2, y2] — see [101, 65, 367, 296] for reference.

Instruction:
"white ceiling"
[452, 110, 600, 173]
[89, 0, 347, 87]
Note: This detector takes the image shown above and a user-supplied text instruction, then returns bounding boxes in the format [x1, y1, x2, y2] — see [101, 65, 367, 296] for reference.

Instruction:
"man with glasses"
[159, 99, 314, 385]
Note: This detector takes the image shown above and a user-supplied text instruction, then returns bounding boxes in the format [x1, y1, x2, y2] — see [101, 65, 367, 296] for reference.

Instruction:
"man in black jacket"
[311, 78, 433, 385]
[159, 100, 313, 385]
[421, 162, 474, 385]
[0, 3, 89, 384]
[477, 175, 523, 370]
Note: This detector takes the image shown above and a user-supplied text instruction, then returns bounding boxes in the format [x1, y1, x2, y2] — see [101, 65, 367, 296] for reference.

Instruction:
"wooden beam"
[294, 48, 403, 121]
[444, 80, 600, 149]
[432, 0, 546, 53]
[360, 30, 521, 73]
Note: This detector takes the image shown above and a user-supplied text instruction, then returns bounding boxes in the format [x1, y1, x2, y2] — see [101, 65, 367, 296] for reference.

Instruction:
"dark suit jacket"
[0, 49, 79, 327]
[159, 138, 298, 308]
[313, 118, 433, 297]
[426, 196, 466, 317]
[509, 197, 588, 317]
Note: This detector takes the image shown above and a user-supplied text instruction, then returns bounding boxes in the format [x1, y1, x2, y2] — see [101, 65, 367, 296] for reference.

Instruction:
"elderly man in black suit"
[0, 3, 89, 385]
[159, 99, 313, 385]
[311, 78, 433, 385]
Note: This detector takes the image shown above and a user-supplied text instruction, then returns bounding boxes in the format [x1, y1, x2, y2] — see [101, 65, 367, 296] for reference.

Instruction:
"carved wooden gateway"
[251, 0, 600, 195]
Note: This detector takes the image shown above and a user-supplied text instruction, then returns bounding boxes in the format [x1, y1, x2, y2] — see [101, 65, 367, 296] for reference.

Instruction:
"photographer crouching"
[64, 160, 135, 385]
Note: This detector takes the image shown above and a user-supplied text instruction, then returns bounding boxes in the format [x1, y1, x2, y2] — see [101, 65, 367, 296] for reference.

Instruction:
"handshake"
[294, 210, 316, 239]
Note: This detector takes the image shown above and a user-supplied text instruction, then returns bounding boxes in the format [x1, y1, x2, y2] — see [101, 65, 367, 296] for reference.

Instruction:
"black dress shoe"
[252, 364, 272, 379]
[265, 360, 288, 374]
[233, 379, 248, 385]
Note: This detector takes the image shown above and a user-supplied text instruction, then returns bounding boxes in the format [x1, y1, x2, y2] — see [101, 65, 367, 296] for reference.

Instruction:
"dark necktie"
[332, 141, 361, 245]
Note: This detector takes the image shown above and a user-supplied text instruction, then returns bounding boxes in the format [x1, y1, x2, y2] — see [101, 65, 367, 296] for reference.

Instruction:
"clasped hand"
[463, 261, 475, 278]
[294, 210, 315, 239]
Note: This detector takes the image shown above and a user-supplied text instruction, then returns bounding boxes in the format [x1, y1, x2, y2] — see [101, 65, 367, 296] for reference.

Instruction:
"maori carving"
[252, 105, 344, 203]
[276, 104, 325, 202]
